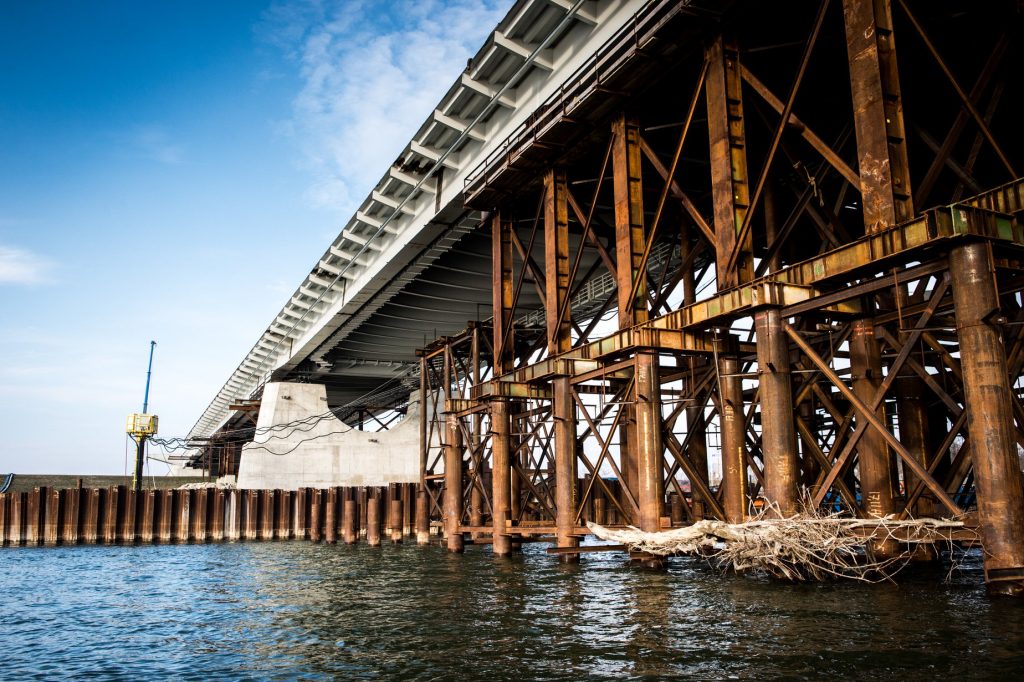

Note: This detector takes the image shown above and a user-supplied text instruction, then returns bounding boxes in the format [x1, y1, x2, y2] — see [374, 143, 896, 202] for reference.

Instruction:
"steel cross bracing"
[414, 0, 1024, 595]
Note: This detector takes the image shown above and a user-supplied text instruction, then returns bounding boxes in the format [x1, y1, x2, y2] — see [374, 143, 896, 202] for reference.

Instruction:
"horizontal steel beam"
[472, 182, 1023, 391]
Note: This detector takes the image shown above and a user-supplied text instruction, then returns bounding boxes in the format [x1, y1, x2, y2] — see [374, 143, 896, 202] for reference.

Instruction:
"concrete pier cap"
[236, 382, 420, 490]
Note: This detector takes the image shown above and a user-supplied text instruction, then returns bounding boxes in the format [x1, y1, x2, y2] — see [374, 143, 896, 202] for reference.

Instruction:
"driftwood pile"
[588, 508, 972, 581]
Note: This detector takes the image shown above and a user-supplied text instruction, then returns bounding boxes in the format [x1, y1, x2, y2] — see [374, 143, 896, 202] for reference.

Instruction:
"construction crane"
[126, 341, 157, 493]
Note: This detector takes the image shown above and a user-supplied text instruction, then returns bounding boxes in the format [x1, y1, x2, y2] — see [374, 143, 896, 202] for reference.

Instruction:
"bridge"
[174, 0, 1024, 595]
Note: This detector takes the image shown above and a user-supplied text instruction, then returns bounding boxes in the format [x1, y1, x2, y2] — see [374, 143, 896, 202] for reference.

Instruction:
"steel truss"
[419, 0, 1024, 594]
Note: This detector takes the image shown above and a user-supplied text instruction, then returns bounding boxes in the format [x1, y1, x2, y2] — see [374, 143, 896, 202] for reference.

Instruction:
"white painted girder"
[186, 0, 650, 443]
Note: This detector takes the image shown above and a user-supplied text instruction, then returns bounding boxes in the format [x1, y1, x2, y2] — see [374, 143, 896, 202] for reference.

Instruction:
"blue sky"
[0, 0, 505, 475]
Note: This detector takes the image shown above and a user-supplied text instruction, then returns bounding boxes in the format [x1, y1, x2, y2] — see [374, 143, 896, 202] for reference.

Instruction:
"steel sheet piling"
[260, 490, 274, 541]
[10, 492, 25, 545]
[343, 487, 358, 544]
[225, 490, 241, 541]
[104, 487, 120, 545]
[173, 489, 189, 543]
[415, 488, 430, 545]
[367, 488, 382, 547]
[210, 490, 224, 542]
[325, 488, 338, 544]
[277, 491, 291, 539]
[357, 487, 368, 538]
[26, 487, 43, 546]
[310, 489, 322, 543]
[402, 483, 413, 537]
[156, 489, 172, 543]
[0, 494, 8, 546]
[44, 488, 59, 546]
[389, 483, 403, 543]
[140, 490, 156, 544]
[192, 489, 208, 543]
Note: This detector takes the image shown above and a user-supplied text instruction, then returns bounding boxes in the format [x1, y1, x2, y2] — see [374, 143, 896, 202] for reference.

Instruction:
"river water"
[2, 541, 1022, 680]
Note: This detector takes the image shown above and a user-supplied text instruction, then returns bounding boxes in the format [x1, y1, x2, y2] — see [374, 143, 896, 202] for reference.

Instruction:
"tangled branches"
[587, 508, 974, 582]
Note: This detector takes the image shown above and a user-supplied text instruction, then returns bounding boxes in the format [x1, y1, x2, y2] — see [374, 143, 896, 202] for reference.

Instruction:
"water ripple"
[0, 542, 1021, 679]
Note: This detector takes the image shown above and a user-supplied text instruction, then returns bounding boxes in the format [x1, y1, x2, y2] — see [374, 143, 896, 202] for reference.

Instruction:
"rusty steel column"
[951, 242, 1024, 596]
[611, 113, 657, 530]
[850, 317, 899, 558]
[469, 327, 484, 540]
[685, 401, 709, 519]
[611, 116, 647, 328]
[545, 168, 579, 561]
[707, 35, 752, 525]
[719, 355, 747, 523]
[681, 234, 710, 519]
[635, 352, 665, 538]
[443, 416, 464, 551]
[443, 346, 464, 553]
[706, 35, 753, 289]
[844, 0, 910, 553]
[843, 0, 912, 230]
[553, 376, 578, 560]
[510, 405, 524, 527]
[490, 211, 516, 556]
[417, 354, 433, 546]
[895, 372, 935, 516]
[612, 115, 645, 513]
[895, 371, 938, 561]
[491, 399, 513, 555]
[755, 307, 800, 516]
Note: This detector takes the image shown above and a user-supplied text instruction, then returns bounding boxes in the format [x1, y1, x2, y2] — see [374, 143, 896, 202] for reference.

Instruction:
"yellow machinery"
[126, 413, 159, 437]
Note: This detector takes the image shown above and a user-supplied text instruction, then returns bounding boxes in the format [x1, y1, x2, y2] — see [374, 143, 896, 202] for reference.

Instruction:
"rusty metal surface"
[404, 0, 1024, 593]
[950, 243, 1024, 595]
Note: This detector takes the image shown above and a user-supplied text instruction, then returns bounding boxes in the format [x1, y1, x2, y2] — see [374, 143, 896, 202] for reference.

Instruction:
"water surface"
[2, 541, 1022, 679]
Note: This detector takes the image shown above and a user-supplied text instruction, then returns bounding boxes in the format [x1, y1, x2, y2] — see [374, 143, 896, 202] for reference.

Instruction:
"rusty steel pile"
[410, 0, 1024, 596]
[0, 484, 420, 546]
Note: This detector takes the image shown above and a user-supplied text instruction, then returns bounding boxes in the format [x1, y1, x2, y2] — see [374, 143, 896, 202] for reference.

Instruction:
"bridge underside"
[413, 0, 1024, 595]
[190, 0, 1024, 594]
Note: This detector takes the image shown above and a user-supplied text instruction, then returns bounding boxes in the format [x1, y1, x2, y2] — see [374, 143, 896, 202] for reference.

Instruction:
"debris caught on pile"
[587, 508, 973, 582]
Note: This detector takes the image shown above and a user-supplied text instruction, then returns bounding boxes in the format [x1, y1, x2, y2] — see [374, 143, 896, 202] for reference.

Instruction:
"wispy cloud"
[0, 244, 53, 285]
[260, 0, 506, 213]
[265, 277, 294, 297]
[129, 124, 184, 165]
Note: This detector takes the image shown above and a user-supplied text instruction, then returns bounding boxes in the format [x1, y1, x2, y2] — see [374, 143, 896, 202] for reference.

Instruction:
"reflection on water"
[1, 541, 1022, 680]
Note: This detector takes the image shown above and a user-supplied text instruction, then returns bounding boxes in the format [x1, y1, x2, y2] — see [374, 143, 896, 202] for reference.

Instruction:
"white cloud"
[0, 244, 53, 285]
[260, 0, 507, 213]
[130, 124, 184, 165]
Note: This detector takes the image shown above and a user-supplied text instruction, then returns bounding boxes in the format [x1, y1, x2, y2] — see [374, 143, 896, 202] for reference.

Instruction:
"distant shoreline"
[2, 474, 205, 493]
